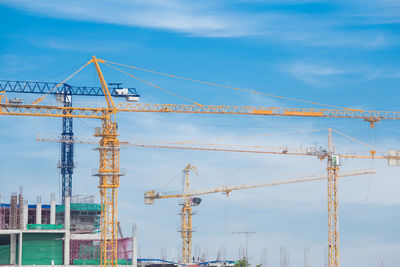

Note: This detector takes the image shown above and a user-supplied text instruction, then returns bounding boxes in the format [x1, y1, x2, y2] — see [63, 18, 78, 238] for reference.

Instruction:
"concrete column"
[10, 193, 18, 229]
[36, 196, 42, 225]
[64, 196, 70, 266]
[18, 232, 22, 265]
[22, 204, 28, 230]
[132, 224, 137, 267]
[50, 193, 56, 225]
[10, 234, 16, 264]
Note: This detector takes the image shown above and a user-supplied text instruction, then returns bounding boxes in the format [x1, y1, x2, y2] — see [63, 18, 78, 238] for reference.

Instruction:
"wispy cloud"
[345, 0, 400, 25]
[1, 0, 255, 38]
[1, 0, 398, 48]
[282, 62, 346, 85]
[27, 37, 137, 53]
[281, 61, 400, 85]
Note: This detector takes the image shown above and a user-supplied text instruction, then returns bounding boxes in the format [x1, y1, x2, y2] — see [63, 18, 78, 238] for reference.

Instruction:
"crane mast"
[60, 88, 74, 202]
[327, 129, 339, 267]
[180, 164, 197, 264]
[92, 56, 120, 266]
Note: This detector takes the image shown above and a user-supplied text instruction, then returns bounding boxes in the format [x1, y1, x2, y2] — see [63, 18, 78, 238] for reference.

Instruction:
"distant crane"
[144, 164, 375, 264]
[0, 80, 140, 201]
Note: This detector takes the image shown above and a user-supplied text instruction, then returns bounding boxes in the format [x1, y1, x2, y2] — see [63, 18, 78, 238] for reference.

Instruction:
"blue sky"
[1, 1, 400, 266]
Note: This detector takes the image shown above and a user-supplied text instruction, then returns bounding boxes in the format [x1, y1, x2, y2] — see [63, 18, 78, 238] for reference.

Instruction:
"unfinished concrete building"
[0, 192, 135, 265]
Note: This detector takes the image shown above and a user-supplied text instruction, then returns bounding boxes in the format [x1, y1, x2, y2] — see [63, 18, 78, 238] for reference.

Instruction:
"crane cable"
[330, 128, 378, 152]
[160, 128, 328, 145]
[102, 62, 203, 106]
[32, 60, 92, 105]
[102, 59, 363, 112]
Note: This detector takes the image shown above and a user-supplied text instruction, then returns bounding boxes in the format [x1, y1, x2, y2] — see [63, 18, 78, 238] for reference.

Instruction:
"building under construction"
[0, 191, 135, 265]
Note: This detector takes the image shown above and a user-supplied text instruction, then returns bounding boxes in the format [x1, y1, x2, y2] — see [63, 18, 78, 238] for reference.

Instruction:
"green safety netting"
[27, 224, 64, 230]
[56, 203, 101, 213]
[22, 233, 63, 264]
[0, 244, 10, 264]
[73, 259, 130, 265]
[79, 244, 100, 259]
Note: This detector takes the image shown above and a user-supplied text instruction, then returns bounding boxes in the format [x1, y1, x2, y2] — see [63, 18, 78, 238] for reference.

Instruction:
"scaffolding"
[0, 204, 9, 230]
[27, 205, 50, 225]
[56, 203, 101, 233]
[71, 195, 95, 204]
[10, 193, 18, 229]
[0, 204, 51, 229]
[70, 237, 132, 265]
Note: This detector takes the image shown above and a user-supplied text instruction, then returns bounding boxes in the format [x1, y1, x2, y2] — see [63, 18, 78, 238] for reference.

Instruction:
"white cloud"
[27, 38, 137, 53]
[282, 62, 346, 85]
[1, 0, 398, 47]
[281, 61, 400, 85]
[2, 0, 255, 38]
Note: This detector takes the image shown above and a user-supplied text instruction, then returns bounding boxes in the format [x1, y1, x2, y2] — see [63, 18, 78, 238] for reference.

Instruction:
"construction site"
[1, 2, 399, 267]
[0, 192, 133, 265]
[0, 57, 399, 267]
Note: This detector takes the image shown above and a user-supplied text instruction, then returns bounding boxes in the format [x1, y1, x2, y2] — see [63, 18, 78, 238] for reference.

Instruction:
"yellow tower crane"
[144, 164, 375, 264]
[181, 164, 197, 264]
[1, 56, 122, 266]
[4, 56, 400, 267]
[92, 56, 121, 266]
[38, 129, 399, 267]
[132, 130, 397, 267]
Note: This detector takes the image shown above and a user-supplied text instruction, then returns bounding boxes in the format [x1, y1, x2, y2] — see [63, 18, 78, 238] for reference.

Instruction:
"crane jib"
[116, 103, 400, 120]
[0, 80, 139, 97]
[1, 102, 400, 121]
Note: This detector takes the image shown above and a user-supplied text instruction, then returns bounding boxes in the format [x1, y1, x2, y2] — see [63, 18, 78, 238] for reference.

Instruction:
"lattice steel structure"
[327, 130, 339, 267]
[92, 56, 122, 266]
[179, 164, 196, 264]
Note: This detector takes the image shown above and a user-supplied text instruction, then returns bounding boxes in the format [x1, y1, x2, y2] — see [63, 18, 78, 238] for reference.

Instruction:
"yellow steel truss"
[327, 129, 339, 267]
[180, 164, 197, 264]
[92, 56, 120, 266]
[94, 115, 120, 265]
[3, 102, 400, 122]
[327, 160, 339, 267]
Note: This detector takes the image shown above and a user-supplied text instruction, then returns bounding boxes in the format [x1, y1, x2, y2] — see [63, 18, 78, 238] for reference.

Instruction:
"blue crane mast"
[0, 80, 139, 201]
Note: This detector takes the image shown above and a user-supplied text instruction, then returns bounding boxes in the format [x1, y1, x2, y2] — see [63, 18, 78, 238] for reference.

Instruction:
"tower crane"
[0, 80, 139, 201]
[144, 164, 375, 264]
[3, 56, 400, 267]
[127, 131, 400, 267]
[37, 129, 400, 267]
